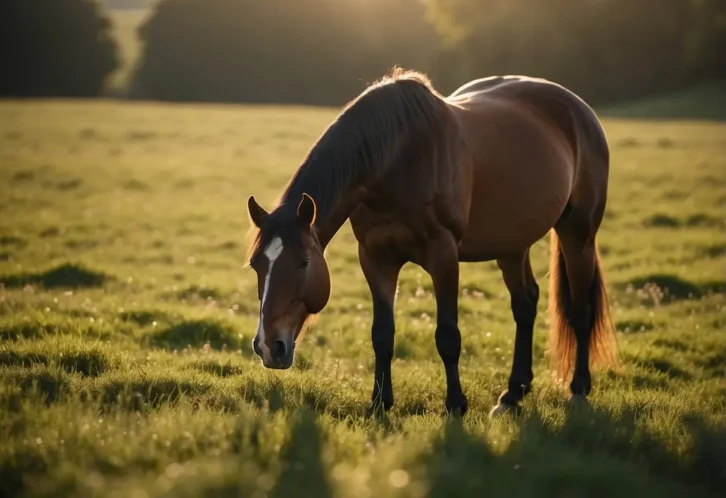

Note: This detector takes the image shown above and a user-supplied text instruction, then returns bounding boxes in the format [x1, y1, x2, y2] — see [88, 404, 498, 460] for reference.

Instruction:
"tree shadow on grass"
[0, 367, 73, 405]
[119, 309, 175, 327]
[619, 273, 725, 306]
[149, 318, 245, 352]
[0, 262, 110, 289]
[188, 359, 245, 377]
[97, 375, 214, 412]
[0, 348, 110, 376]
[420, 406, 724, 498]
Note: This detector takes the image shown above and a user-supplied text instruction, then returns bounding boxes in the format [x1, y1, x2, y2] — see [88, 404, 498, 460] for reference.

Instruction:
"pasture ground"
[0, 99, 724, 497]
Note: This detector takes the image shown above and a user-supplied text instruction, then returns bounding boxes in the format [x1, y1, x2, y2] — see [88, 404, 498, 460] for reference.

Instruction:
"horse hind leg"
[548, 208, 618, 403]
[490, 249, 539, 417]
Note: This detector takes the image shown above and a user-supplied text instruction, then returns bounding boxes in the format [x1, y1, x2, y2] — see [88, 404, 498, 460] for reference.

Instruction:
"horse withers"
[244, 68, 618, 417]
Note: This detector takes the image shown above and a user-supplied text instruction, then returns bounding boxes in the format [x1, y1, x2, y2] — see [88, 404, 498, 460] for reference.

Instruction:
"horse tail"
[547, 229, 618, 383]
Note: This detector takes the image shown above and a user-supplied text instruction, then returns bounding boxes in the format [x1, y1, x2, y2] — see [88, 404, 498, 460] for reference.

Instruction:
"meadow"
[0, 96, 724, 498]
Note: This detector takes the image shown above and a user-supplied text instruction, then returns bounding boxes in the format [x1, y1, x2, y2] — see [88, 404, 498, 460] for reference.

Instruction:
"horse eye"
[298, 259, 309, 269]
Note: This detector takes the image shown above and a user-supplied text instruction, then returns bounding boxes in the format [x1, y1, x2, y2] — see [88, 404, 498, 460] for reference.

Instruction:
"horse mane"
[244, 68, 450, 264]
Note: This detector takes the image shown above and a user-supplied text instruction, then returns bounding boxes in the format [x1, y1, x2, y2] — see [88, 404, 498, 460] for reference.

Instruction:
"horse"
[244, 68, 618, 417]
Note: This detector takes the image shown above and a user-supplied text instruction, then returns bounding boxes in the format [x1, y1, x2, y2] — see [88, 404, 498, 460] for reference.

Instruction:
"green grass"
[0, 98, 724, 497]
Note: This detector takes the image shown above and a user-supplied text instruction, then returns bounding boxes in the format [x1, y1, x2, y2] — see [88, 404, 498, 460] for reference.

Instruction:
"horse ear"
[297, 193, 317, 227]
[248, 196, 268, 228]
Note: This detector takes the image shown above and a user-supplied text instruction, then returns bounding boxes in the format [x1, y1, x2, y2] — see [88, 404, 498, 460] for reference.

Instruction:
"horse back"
[449, 75, 608, 165]
[448, 76, 609, 259]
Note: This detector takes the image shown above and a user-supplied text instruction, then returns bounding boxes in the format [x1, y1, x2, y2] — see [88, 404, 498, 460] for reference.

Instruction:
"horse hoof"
[445, 405, 467, 418]
[489, 403, 521, 418]
[445, 394, 468, 418]
[365, 402, 390, 419]
[567, 394, 590, 409]
[365, 406, 381, 419]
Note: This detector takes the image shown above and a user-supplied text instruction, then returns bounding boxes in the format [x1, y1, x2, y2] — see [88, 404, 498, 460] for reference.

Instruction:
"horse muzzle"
[253, 337, 295, 369]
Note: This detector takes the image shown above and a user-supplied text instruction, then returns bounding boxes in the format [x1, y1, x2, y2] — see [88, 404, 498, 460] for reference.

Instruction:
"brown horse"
[244, 68, 618, 417]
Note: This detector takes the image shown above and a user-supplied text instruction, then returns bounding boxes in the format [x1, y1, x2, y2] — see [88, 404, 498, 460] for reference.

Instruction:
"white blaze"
[256, 236, 283, 359]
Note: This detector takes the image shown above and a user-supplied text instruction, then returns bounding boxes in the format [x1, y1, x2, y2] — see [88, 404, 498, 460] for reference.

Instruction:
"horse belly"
[458, 145, 573, 261]
[458, 200, 564, 261]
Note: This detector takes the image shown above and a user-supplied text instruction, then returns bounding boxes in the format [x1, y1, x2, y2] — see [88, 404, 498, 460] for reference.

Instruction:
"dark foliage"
[101, 0, 153, 8]
[0, 0, 119, 97]
[133, 0, 725, 106]
[429, 0, 726, 104]
[131, 0, 438, 105]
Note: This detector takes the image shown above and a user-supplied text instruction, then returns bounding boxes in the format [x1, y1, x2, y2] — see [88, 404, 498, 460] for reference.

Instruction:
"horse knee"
[435, 320, 461, 362]
[530, 281, 540, 304]
[511, 283, 539, 327]
[371, 324, 393, 359]
[372, 337, 393, 359]
[568, 302, 594, 337]
[370, 307, 395, 360]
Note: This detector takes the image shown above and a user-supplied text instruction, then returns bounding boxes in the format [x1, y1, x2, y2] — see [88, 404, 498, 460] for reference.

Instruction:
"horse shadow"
[420, 405, 724, 498]
[238, 381, 724, 498]
[269, 407, 334, 498]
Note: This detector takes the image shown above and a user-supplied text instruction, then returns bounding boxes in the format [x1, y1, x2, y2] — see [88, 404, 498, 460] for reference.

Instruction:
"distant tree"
[101, 0, 155, 8]
[132, 0, 441, 105]
[426, 0, 725, 103]
[0, 0, 119, 97]
[686, 0, 726, 79]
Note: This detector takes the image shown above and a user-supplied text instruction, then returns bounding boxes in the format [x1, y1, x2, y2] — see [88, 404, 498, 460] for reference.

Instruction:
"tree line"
[2, 0, 724, 105]
[1, 0, 118, 98]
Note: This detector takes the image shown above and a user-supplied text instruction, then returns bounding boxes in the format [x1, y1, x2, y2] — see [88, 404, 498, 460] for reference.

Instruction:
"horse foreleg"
[423, 230, 468, 416]
[490, 249, 539, 417]
[359, 244, 402, 417]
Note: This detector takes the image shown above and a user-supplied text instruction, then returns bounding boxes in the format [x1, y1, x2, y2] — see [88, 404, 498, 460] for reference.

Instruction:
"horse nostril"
[272, 340, 287, 358]
[252, 338, 262, 356]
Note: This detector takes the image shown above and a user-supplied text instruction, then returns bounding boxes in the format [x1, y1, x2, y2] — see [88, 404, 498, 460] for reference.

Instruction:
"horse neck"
[282, 133, 395, 249]
[281, 80, 445, 248]
[282, 166, 373, 250]
[314, 185, 368, 248]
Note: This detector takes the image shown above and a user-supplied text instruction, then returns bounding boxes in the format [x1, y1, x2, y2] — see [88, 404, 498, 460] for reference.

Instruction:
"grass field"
[0, 98, 725, 497]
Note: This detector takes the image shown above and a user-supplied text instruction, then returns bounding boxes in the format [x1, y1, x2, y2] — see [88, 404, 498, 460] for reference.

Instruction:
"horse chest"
[350, 204, 425, 262]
